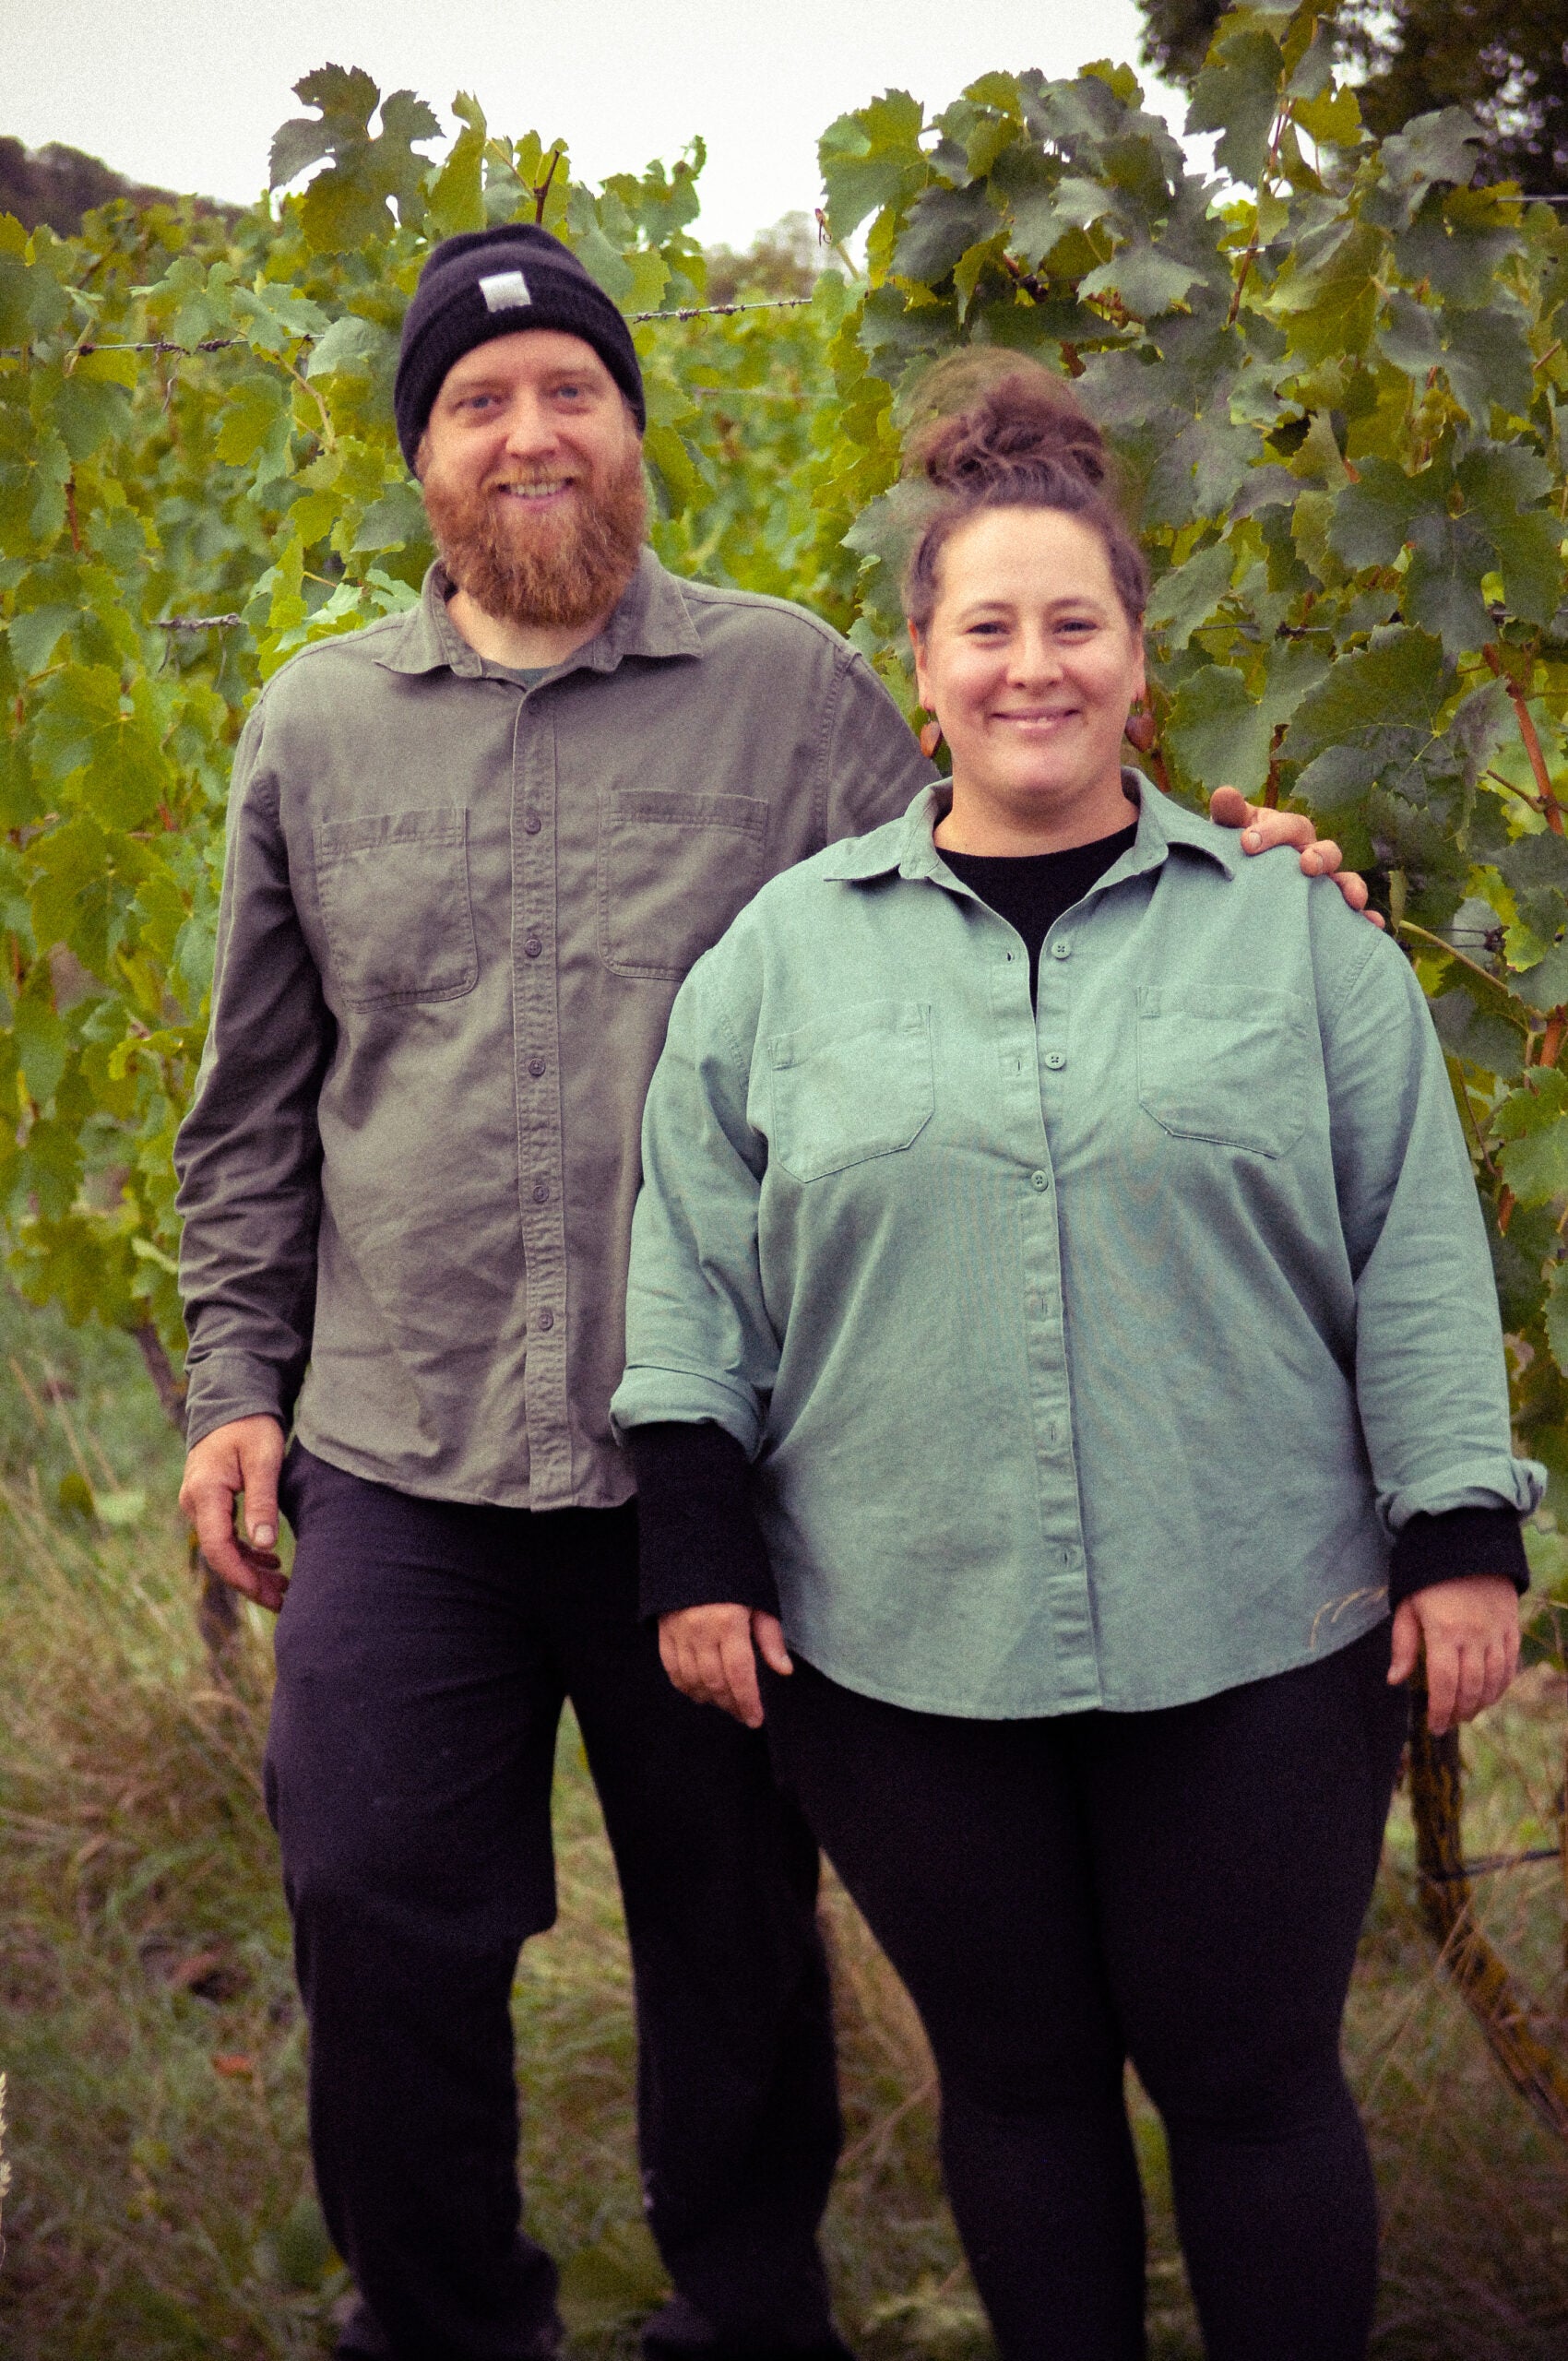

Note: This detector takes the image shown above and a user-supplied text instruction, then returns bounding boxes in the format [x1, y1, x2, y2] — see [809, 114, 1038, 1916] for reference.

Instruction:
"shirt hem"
[783, 1591, 1391, 1721]
[291, 1421, 636, 1513]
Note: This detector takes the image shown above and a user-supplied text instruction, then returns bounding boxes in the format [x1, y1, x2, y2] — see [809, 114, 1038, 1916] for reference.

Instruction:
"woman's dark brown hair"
[899, 350, 1148, 633]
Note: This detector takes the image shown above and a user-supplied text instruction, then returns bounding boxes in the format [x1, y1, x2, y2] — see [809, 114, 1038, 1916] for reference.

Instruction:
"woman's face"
[912, 506, 1146, 849]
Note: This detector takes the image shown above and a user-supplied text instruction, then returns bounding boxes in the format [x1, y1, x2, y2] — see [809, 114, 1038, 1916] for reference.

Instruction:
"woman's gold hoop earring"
[920, 719, 944, 760]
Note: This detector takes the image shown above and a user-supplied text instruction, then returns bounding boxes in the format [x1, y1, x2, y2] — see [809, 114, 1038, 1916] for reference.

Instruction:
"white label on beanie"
[479, 269, 532, 313]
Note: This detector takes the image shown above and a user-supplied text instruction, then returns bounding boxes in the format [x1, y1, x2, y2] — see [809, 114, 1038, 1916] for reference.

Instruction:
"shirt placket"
[990, 916, 1099, 1705]
[512, 694, 573, 1505]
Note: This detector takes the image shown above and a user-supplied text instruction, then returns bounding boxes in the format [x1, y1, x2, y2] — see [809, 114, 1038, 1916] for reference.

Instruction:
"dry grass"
[0, 1295, 1566, 2357]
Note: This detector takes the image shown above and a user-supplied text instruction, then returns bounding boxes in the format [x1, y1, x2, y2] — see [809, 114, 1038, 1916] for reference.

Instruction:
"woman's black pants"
[766, 1621, 1409, 2361]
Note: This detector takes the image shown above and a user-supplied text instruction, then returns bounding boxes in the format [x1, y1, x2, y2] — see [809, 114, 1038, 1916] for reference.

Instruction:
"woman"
[611, 359, 1538, 2361]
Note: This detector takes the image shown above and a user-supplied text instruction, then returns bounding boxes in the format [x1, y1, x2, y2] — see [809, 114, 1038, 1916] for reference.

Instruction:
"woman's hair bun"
[903, 350, 1109, 496]
[897, 349, 1147, 631]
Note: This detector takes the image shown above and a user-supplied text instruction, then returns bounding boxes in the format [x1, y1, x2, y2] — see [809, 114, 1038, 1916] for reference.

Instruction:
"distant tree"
[0, 138, 189, 233]
[704, 212, 821, 306]
[1139, 1, 1568, 193]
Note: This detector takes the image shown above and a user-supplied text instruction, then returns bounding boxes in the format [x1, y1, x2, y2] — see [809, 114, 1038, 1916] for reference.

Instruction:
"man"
[175, 223, 1362, 2361]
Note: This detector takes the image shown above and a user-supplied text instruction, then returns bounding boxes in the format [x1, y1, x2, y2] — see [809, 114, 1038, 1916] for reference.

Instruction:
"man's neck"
[445, 582, 619, 671]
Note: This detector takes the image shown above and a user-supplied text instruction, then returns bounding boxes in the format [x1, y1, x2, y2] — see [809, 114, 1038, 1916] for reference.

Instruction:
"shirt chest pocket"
[315, 807, 479, 1008]
[768, 1001, 934, 1183]
[599, 789, 769, 980]
[1134, 984, 1312, 1159]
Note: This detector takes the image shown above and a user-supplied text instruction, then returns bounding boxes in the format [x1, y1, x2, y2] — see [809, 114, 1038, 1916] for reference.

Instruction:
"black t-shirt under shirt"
[627, 821, 1526, 1620]
[942, 821, 1138, 1005]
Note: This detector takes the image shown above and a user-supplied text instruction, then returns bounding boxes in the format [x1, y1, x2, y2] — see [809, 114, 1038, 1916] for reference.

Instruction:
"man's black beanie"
[393, 223, 646, 470]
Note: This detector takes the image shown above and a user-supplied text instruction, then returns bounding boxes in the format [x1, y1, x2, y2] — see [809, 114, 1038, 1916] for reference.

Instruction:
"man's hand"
[1209, 787, 1384, 926]
[178, 1415, 288, 1612]
[659, 1602, 794, 1728]
[1388, 1574, 1521, 1735]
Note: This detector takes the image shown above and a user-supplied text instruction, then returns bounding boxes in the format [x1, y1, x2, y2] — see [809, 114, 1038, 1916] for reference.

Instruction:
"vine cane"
[1407, 1675, 1568, 2141]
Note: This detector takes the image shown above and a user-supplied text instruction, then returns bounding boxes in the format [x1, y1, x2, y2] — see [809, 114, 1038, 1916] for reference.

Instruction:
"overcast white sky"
[9, 0, 1191, 252]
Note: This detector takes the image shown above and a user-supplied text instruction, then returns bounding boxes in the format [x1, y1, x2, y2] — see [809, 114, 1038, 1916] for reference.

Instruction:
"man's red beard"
[421, 445, 647, 631]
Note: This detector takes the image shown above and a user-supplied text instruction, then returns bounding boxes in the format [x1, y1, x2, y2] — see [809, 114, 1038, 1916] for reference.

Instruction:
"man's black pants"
[266, 1444, 842, 2361]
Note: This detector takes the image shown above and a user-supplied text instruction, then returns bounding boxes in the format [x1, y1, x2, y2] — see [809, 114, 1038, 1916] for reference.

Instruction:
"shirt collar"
[822, 772, 1241, 891]
[374, 547, 705, 680]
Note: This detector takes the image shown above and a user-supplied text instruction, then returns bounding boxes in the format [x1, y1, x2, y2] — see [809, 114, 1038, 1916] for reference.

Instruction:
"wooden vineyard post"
[1407, 1678, 1568, 2141]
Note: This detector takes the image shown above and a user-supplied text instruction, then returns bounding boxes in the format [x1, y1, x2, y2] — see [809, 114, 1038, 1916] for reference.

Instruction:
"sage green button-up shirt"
[612, 780, 1543, 1717]
[174, 553, 932, 1508]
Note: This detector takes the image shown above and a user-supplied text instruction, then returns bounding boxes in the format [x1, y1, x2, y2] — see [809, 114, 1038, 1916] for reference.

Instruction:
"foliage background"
[5, 2, 1568, 1565]
[3, 4, 1568, 2351]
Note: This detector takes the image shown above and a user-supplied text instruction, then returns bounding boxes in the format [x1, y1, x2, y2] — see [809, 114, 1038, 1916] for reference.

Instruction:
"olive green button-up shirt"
[174, 553, 932, 1507]
[612, 781, 1543, 1717]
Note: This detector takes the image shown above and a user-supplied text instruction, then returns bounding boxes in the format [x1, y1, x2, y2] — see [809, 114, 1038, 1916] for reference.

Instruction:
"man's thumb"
[243, 1449, 281, 1551]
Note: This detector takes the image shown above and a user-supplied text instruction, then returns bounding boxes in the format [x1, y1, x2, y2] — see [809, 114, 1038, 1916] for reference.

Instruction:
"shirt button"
[536, 1308, 554, 1332]
[523, 812, 542, 836]
[1044, 1051, 1066, 1070]
[524, 935, 542, 959]
[1030, 1169, 1051, 1192]
[532, 1181, 550, 1203]
[528, 1056, 546, 1078]
[1051, 940, 1072, 960]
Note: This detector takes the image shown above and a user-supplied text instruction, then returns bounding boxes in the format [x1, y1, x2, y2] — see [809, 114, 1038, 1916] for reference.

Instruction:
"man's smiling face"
[417, 327, 647, 631]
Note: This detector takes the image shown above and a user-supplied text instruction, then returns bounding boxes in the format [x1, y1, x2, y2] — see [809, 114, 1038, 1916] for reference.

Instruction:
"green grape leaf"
[303, 313, 388, 381]
[1368, 108, 1486, 232]
[1429, 988, 1526, 1079]
[429, 92, 488, 239]
[213, 372, 292, 478]
[28, 812, 145, 974]
[1145, 540, 1235, 651]
[818, 91, 927, 244]
[350, 481, 428, 552]
[1495, 1067, 1568, 1205]
[1326, 456, 1433, 570]
[1291, 82, 1361, 149]
[31, 665, 172, 829]
[1079, 243, 1204, 319]
[13, 993, 67, 1107]
[893, 184, 1000, 285]
[53, 374, 130, 462]
[1283, 627, 1448, 762]
[6, 604, 77, 678]
[1185, 30, 1285, 188]
[1165, 664, 1277, 798]
[1271, 221, 1384, 363]
[1404, 508, 1495, 658]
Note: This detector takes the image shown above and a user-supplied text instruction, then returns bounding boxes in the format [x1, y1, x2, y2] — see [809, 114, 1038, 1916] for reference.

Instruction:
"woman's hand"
[1388, 1574, 1522, 1734]
[1209, 787, 1384, 925]
[659, 1603, 794, 1728]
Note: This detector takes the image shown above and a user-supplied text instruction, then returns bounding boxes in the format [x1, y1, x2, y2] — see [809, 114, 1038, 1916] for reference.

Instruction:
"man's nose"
[502, 397, 559, 457]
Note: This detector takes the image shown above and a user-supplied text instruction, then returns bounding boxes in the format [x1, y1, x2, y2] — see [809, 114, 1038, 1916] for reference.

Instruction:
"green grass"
[1, 1288, 1566, 2356]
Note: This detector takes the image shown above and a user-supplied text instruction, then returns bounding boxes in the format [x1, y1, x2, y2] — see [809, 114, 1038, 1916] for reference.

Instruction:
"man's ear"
[412, 429, 430, 484]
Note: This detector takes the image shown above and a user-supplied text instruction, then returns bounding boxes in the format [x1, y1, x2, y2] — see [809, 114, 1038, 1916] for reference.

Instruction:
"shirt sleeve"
[820, 649, 937, 844]
[624, 1420, 778, 1621]
[173, 705, 333, 1447]
[611, 949, 778, 1456]
[1320, 917, 1544, 1547]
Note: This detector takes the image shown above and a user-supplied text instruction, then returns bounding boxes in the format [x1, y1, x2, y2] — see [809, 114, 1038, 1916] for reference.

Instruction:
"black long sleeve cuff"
[625, 1420, 779, 1623]
[1388, 1505, 1530, 1609]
